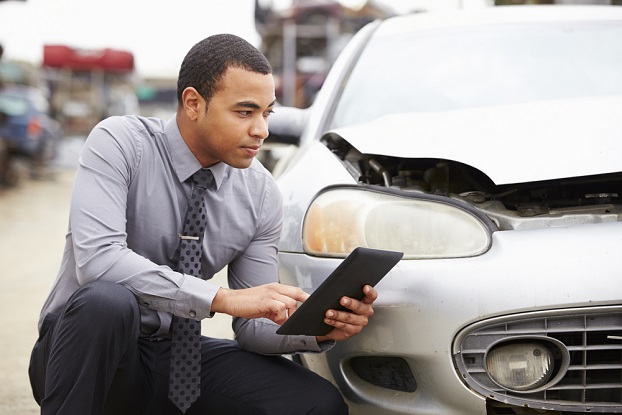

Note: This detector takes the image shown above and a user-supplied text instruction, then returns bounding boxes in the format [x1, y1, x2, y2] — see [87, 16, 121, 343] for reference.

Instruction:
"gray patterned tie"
[168, 168, 213, 413]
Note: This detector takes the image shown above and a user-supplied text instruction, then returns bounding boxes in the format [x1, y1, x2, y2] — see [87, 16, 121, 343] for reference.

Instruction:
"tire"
[0, 140, 19, 187]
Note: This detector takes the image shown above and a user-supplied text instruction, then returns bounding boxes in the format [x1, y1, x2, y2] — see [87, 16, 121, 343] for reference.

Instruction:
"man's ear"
[181, 87, 204, 121]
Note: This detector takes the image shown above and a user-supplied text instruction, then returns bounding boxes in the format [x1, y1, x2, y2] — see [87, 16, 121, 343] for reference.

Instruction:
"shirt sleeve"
[225, 175, 335, 355]
[70, 117, 218, 321]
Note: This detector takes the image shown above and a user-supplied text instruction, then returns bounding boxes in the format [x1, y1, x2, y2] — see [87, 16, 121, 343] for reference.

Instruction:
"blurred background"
[0, 0, 620, 413]
[4, 0, 619, 183]
[0, 0, 419, 183]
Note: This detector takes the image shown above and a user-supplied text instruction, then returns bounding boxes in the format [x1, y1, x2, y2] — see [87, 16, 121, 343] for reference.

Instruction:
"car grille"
[453, 306, 622, 413]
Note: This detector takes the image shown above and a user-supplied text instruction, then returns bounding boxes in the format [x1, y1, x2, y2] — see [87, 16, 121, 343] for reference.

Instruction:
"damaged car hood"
[328, 95, 622, 185]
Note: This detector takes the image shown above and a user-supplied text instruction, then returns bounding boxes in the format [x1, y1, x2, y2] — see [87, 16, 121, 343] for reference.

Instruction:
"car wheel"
[0, 140, 18, 187]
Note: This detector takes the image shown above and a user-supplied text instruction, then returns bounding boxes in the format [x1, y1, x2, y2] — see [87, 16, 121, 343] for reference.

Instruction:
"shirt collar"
[164, 116, 225, 190]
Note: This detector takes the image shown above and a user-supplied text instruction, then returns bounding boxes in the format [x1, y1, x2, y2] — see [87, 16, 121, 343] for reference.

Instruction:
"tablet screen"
[276, 247, 403, 336]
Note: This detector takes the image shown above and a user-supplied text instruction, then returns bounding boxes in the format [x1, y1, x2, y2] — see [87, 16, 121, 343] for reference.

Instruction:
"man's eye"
[264, 110, 275, 118]
[239, 111, 252, 116]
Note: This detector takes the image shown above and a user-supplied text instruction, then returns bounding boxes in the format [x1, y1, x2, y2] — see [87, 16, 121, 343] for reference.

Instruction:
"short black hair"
[177, 34, 272, 107]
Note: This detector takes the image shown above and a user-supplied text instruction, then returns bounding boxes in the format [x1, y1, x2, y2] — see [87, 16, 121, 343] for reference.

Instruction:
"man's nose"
[250, 116, 269, 139]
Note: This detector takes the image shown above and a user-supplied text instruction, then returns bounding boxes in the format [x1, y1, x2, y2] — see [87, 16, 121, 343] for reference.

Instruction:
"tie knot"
[192, 169, 213, 189]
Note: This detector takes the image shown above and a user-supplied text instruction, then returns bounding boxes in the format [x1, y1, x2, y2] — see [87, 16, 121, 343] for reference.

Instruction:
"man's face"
[191, 66, 276, 169]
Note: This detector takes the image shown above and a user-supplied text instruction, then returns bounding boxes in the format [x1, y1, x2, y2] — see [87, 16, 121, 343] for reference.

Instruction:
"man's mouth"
[242, 145, 261, 157]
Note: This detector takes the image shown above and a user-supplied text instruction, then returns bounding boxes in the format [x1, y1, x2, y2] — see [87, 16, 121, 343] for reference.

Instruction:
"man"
[28, 34, 377, 414]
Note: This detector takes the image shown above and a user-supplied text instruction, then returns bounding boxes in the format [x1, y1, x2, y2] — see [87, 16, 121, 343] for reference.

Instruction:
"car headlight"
[486, 342, 554, 392]
[302, 187, 493, 258]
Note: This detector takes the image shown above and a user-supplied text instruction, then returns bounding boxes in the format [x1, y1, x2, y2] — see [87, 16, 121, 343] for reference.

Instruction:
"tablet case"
[276, 247, 403, 336]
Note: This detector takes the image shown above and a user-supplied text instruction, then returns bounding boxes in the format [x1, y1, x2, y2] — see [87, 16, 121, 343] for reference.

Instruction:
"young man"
[28, 34, 377, 414]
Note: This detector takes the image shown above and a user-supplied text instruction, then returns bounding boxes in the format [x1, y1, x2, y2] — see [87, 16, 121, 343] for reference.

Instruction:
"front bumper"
[277, 221, 622, 414]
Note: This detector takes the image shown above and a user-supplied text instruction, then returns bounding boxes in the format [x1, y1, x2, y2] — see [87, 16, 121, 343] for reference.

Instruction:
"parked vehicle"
[0, 84, 62, 179]
[0, 116, 10, 186]
[269, 6, 622, 415]
[42, 44, 136, 135]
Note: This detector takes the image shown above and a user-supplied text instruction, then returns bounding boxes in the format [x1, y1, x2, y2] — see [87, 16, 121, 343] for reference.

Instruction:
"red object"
[43, 44, 134, 72]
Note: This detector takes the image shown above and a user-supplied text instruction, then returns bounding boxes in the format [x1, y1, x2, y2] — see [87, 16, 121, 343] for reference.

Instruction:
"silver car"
[269, 5, 622, 415]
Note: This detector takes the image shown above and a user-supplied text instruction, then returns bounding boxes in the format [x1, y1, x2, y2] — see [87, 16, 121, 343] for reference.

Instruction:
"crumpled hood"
[328, 95, 622, 185]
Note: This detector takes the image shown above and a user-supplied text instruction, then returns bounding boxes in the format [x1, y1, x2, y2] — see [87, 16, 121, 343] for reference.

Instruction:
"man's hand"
[212, 283, 309, 325]
[315, 284, 378, 343]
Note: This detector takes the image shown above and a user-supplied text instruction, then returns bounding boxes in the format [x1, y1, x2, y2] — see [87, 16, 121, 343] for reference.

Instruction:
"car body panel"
[328, 95, 622, 185]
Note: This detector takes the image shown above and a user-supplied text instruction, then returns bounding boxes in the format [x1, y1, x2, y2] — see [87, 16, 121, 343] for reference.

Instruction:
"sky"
[0, 0, 427, 79]
[0, 0, 264, 78]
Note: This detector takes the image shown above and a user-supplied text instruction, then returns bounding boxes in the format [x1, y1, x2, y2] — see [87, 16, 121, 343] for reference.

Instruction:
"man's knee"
[63, 281, 139, 337]
[287, 363, 348, 415]
[30, 283, 144, 414]
[306, 379, 348, 415]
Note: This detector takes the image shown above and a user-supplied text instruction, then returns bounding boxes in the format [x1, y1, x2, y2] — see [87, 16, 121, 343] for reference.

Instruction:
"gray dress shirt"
[38, 115, 326, 354]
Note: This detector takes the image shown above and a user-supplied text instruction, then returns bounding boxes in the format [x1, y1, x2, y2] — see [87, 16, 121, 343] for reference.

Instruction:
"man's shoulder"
[90, 116, 170, 155]
[244, 159, 279, 190]
[86, 115, 172, 169]
[96, 115, 166, 137]
[248, 158, 274, 179]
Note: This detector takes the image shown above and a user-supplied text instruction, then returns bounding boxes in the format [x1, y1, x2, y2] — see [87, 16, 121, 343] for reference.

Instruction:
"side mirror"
[267, 106, 309, 146]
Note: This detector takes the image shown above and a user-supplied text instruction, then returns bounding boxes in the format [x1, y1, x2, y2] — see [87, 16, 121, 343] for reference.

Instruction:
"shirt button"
[189, 310, 197, 318]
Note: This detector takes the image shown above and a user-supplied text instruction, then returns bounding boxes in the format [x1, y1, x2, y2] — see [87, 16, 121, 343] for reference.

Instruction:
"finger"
[273, 293, 301, 313]
[325, 309, 369, 327]
[338, 296, 374, 318]
[270, 283, 310, 303]
[361, 285, 378, 304]
[323, 315, 366, 337]
[268, 299, 290, 324]
[264, 292, 300, 324]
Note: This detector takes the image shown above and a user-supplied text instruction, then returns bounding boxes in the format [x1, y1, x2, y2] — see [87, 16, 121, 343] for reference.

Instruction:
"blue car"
[0, 84, 62, 178]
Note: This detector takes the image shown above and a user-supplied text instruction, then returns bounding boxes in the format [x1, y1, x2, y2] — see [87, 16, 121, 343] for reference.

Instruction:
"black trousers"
[28, 281, 348, 415]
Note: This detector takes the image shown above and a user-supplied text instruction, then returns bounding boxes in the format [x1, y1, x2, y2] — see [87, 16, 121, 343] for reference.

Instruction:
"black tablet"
[276, 247, 403, 336]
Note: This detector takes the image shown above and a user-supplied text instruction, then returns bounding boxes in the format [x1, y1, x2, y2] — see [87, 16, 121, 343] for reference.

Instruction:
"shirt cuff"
[172, 274, 220, 320]
[291, 335, 336, 353]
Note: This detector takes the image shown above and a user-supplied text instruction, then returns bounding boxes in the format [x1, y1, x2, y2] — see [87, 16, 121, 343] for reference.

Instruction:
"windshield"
[331, 21, 622, 128]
